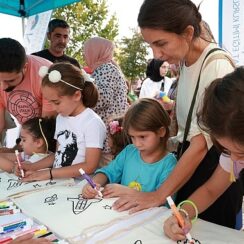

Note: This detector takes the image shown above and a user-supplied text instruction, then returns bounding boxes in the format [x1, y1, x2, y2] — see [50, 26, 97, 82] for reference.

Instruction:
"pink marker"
[15, 150, 24, 177]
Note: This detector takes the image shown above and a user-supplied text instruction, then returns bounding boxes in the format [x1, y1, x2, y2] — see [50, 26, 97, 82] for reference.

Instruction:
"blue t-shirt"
[96, 144, 177, 192]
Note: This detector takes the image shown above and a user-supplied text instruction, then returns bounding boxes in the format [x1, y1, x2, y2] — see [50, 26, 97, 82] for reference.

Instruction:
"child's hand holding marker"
[164, 196, 193, 243]
[79, 168, 103, 199]
[13, 160, 33, 178]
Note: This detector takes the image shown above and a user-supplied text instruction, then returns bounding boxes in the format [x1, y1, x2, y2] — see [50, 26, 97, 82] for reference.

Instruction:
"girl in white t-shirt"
[16, 63, 106, 181]
[0, 117, 55, 173]
[164, 67, 244, 240]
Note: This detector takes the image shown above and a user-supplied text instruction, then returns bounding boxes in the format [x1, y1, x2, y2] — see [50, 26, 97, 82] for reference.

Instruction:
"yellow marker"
[34, 229, 48, 237]
[0, 201, 14, 207]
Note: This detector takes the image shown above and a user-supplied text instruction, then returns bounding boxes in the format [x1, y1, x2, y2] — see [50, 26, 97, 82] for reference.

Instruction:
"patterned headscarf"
[83, 37, 115, 72]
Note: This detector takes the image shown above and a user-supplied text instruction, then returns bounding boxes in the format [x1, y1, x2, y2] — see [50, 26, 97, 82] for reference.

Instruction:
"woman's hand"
[21, 169, 50, 182]
[82, 183, 101, 199]
[113, 191, 162, 214]
[103, 183, 135, 198]
[10, 233, 51, 244]
[163, 215, 192, 241]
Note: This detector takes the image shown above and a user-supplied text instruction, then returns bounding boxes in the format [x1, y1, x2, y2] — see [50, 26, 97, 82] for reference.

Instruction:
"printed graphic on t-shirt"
[7, 90, 41, 124]
[54, 130, 78, 168]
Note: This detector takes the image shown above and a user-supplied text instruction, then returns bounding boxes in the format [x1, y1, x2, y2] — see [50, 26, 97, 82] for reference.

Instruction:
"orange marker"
[166, 196, 193, 243]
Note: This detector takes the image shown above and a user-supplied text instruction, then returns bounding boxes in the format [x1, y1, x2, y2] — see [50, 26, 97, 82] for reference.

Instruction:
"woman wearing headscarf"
[83, 37, 129, 167]
[139, 59, 172, 98]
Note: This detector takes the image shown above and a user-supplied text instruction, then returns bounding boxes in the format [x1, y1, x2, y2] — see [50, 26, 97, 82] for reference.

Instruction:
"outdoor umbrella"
[0, 0, 80, 17]
[0, 0, 81, 33]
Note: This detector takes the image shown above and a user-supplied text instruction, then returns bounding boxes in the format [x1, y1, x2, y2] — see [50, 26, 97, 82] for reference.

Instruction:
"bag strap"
[179, 47, 223, 157]
[203, 53, 236, 69]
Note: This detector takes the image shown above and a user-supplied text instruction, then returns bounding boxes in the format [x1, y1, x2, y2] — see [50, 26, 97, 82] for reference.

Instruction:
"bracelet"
[49, 168, 53, 180]
[178, 208, 189, 220]
[177, 200, 198, 223]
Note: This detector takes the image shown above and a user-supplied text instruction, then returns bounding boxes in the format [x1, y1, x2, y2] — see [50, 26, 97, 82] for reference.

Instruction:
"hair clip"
[81, 69, 95, 83]
[109, 120, 123, 135]
[39, 66, 82, 91]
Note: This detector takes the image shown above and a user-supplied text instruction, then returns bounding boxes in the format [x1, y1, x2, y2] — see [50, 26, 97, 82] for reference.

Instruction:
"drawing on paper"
[46, 181, 57, 186]
[44, 194, 58, 205]
[7, 179, 26, 190]
[177, 238, 201, 244]
[67, 194, 102, 215]
[0, 172, 74, 201]
[103, 205, 112, 210]
[33, 184, 42, 188]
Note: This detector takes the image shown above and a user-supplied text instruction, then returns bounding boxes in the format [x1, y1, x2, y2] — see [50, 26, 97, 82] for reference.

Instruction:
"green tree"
[52, 0, 119, 65]
[116, 29, 149, 83]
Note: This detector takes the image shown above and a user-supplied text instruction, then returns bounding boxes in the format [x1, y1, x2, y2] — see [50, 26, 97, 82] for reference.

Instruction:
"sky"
[0, 0, 218, 43]
[106, 0, 143, 38]
[107, 0, 218, 39]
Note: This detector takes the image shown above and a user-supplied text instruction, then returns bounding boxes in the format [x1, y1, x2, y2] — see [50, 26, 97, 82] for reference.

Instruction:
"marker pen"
[0, 218, 33, 234]
[15, 150, 24, 177]
[34, 229, 48, 237]
[37, 232, 59, 242]
[79, 168, 103, 198]
[0, 201, 14, 208]
[0, 236, 13, 243]
[166, 196, 193, 243]
[0, 225, 46, 241]
[0, 206, 17, 211]
[0, 209, 20, 216]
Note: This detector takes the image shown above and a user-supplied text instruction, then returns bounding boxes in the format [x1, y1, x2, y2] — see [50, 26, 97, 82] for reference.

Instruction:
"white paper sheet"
[0, 172, 74, 201]
[12, 185, 134, 239]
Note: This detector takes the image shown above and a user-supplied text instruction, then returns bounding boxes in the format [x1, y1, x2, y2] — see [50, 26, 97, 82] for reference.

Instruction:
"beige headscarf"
[83, 37, 116, 72]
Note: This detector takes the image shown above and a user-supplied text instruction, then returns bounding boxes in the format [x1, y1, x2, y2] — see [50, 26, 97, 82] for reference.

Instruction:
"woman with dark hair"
[113, 0, 242, 231]
[164, 67, 244, 241]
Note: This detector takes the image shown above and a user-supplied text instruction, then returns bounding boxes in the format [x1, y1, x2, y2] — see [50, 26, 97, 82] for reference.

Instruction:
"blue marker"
[0, 218, 33, 234]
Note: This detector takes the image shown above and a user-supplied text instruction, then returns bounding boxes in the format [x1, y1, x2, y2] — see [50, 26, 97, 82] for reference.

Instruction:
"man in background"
[32, 19, 80, 68]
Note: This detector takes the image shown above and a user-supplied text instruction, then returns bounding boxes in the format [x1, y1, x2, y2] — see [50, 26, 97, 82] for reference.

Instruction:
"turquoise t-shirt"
[96, 144, 177, 192]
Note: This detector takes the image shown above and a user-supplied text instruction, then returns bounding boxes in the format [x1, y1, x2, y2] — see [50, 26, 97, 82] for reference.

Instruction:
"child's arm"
[0, 153, 16, 173]
[182, 165, 231, 218]
[15, 153, 55, 178]
[76, 148, 102, 175]
[21, 148, 101, 181]
[50, 147, 102, 178]
[163, 165, 231, 241]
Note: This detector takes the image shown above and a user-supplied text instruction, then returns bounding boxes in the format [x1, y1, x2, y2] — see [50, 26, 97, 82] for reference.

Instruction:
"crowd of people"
[0, 0, 243, 243]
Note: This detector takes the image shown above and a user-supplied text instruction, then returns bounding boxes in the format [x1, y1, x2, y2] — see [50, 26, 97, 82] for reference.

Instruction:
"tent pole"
[22, 17, 25, 37]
